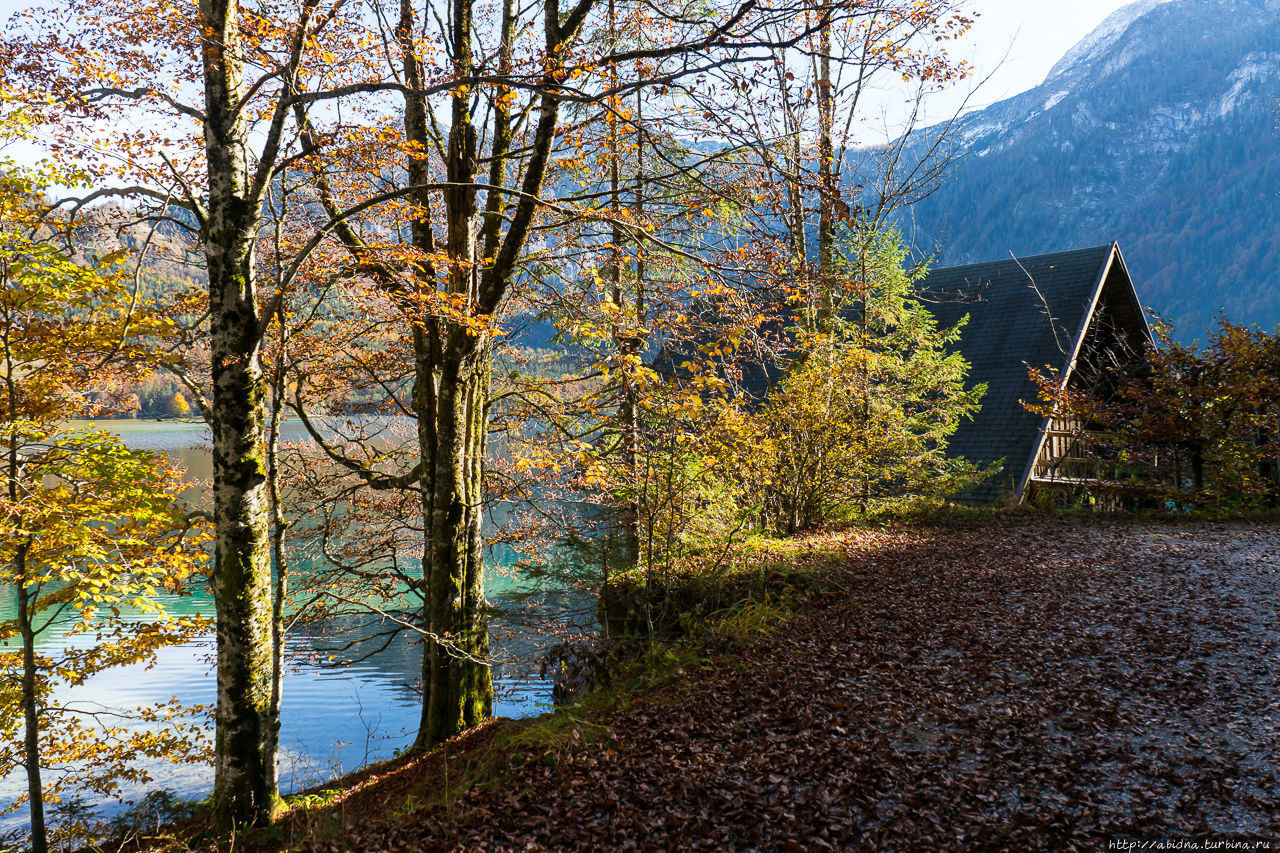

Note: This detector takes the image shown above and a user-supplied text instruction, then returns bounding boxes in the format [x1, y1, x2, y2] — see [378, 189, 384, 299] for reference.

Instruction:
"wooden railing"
[1032, 417, 1113, 483]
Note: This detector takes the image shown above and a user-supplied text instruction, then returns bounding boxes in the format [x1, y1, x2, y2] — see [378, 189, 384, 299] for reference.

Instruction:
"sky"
[0, 0, 1142, 103]
[919, 0, 1145, 120]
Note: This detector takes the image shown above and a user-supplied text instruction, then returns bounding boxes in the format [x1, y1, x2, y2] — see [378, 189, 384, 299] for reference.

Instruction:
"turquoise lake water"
[0, 420, 564, 838]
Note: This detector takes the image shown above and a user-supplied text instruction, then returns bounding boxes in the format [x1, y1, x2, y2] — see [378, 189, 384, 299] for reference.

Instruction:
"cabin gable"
[915, 243, 1152, 503]
[1028, 246, 1153, 493]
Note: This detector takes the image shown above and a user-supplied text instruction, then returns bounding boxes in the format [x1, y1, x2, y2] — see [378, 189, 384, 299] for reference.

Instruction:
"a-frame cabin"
[916, 243, 1153, 503]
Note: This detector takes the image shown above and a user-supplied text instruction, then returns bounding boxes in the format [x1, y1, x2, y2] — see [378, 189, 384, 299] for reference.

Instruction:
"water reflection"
[0, 420, 571, 836]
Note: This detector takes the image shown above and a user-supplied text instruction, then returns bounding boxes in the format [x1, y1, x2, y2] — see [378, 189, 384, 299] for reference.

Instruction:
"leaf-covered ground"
[300, 518, 1280, 850]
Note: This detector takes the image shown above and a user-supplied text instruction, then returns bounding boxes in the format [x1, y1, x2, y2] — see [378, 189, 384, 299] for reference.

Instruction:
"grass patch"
[600, 525, 883, 639]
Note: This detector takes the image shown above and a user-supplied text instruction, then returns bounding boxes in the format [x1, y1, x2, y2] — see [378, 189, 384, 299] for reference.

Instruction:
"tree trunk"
[265, 309, 289, 798]
[7, 378, 45, 853]
[621, 86, 646, 568]
[605, 4, 641, 566]
[1257, 425, 1278, 501]
[207, 260, 276, 827]
[815, 18, 836, 330]
[16, 566, 47, 853]
[200, 0, 278, 827]
[394, 0, 579, 747]
[411, 0, 495, 748]
[415, 347, 493, 747]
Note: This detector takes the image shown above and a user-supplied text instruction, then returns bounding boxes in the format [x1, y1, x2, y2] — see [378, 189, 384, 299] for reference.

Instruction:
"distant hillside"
[900, 0, 1280, 338]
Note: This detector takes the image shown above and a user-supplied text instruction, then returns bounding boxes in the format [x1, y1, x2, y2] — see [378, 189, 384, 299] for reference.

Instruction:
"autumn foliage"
[0, 0, 1276, 840]
[0, 105, 210, 853]
[1026, 317, 1280, 507]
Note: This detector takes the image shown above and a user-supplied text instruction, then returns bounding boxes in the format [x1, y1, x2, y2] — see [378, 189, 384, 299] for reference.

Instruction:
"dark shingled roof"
[914, 244, 1117, 502]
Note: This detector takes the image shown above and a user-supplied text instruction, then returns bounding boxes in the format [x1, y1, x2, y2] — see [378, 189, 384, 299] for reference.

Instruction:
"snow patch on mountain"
[1043, 90, 1071, 112]
[895, 0, 1280, 337]
[1044, 0, 1175, 84]
[960, 117, 1010, 145]
[1218, 52, 1280, 116]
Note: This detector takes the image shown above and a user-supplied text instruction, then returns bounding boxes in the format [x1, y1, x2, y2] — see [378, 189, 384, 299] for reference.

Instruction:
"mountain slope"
[901, 0, 1280, 337]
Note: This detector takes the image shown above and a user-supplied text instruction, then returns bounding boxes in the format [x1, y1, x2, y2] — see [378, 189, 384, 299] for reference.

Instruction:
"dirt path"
[313, 519, 1280, 851]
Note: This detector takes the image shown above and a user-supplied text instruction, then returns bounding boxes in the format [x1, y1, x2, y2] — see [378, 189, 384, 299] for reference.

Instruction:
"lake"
[0, 420, 568, 838]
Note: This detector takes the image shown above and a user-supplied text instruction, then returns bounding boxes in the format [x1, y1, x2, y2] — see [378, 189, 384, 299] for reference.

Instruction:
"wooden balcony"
[1030, 418, 1116, 484]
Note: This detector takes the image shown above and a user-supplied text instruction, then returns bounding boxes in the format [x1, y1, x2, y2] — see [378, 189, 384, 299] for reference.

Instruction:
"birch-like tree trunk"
[199, 0, 278, 827]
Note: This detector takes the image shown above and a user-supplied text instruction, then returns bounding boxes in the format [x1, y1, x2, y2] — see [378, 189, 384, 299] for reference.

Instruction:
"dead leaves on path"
[313, 519, 1280, 851]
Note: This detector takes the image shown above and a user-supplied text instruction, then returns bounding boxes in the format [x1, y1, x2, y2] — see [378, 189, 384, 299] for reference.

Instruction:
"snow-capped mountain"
[1042, 0, 1176, 86]
[901, 0, 1280, 336]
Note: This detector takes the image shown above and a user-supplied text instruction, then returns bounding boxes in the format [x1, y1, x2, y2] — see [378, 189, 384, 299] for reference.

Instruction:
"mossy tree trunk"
[206, 224, 276, 829]
[414, 346, 494, 747]
[339, 0, 578, 751]
[200, 0, 278, 828]
[398, 0, 497, 747]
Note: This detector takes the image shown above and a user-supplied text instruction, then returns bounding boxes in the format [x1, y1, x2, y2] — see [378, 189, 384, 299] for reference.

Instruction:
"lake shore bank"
[110, 515, 1280, 851]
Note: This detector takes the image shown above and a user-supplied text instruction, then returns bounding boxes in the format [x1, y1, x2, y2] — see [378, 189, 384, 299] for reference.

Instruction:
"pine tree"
[753, 227, 987, 530]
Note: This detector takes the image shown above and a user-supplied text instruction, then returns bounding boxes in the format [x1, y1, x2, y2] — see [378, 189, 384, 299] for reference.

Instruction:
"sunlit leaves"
[0, 147, 210, 841]
[743, 229, 987, 529]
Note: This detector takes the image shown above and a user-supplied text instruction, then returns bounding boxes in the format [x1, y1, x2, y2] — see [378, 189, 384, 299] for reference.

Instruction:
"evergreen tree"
[751, 228, 987, 530]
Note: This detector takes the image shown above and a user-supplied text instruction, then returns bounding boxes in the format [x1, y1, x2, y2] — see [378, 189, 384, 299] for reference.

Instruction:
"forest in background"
[1, 0, 989, 846]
